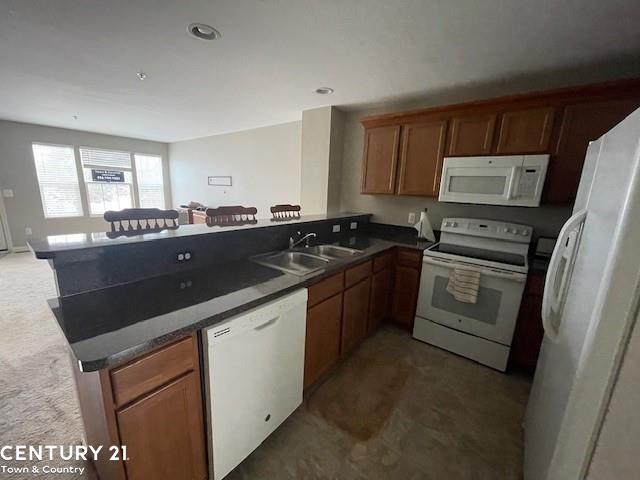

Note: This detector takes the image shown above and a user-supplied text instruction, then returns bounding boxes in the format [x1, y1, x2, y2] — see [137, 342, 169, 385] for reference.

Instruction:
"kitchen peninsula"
[30, 213, 432, 480]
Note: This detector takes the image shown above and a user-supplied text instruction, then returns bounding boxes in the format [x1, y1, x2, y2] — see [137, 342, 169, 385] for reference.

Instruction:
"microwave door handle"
[541, 209, 587, 341]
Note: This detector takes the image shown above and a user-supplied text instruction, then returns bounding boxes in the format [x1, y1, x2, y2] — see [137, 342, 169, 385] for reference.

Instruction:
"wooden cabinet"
[545, 99, 639, 204]
[496, 107, 555, 154]
[397, 120, 448, 196]
[117, 372, 207, 480]
[304, 292, 343, 389]
[71, 334, 207, 480]
[368, 267, 393, 333]
[361, 125, 401, 194]
[510, 273, 545, 373]
[391, 266, 421, 331]
[342, 276, 371, 357]
[447, 113, 497, 155]
[391, 248, 422, 331]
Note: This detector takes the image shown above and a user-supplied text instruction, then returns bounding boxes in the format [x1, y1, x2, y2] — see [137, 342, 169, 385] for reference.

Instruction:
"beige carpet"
[0, 252, 96, 479]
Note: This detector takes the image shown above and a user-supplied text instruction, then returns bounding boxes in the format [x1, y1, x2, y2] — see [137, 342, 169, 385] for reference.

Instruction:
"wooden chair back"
[104, 208, 179, 235]
[205, 205, 258, 226]
[270, 204, 301, 220]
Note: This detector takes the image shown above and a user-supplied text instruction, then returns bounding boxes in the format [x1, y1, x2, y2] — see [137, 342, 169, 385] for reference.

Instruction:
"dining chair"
[104, 208, 179, 235]
[270, 204, 301, 220]
[205, 205, 258, 226]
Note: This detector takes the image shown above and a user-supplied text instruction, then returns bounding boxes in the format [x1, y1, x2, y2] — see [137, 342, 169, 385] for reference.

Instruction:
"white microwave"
[438, 154, 549, 207]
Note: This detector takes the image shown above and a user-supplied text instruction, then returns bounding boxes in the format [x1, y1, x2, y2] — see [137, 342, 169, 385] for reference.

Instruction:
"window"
[80, 147, 134, 215]
[135, 154, 165, 208]
[32, 144, 84, 218]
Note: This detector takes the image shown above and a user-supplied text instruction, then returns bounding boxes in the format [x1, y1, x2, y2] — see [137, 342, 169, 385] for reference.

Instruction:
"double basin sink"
[252, 244, 363, 276]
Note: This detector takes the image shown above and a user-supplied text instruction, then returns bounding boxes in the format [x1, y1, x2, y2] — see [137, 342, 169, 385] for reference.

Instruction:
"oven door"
[416, 256, 527, 345]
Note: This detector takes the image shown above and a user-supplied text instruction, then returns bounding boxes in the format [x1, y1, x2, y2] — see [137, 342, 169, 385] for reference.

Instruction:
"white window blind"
[135, 154, 165, 208]
[80, 147, 134, 215]
[32, 144, 83, 218]
[79, 147, 131, 168]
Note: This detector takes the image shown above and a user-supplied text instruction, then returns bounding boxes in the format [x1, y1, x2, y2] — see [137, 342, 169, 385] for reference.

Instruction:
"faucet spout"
[289, 232, 317, 249]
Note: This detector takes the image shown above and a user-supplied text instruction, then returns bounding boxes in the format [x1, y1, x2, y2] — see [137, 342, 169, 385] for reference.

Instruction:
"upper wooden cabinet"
[361, 125, 401, 194]
[397, 120, 448, 196]
[360, 78, 640, 203]
[496, 107, 555, 154]
[545, 99, 639, 204]
[447, 113, 497, 156]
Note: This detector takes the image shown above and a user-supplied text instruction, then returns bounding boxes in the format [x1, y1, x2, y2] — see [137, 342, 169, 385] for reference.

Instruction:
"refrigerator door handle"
[541, 209, 587, 341]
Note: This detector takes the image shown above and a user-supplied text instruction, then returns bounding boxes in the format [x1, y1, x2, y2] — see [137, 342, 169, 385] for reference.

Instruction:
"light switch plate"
[408, 212, 416, 224]
[2, 189, 14, 198]
[350, 222, 357, 230]
[24, 227, 32, 235]
[332, 224, 340, 233]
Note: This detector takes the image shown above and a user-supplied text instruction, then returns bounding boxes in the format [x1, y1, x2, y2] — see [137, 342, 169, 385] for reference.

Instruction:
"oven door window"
[431, 275, 502, 325]
[448, 175, 506, 195]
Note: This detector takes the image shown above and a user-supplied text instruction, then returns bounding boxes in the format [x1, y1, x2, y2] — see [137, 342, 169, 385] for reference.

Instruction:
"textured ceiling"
[1, 0, 640, 142]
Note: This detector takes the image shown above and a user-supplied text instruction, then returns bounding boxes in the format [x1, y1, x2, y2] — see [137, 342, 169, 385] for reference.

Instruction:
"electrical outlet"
[2, 189, 14, 198]
[408, 212, 416, 224]
[24, 227, 32, 236]
[332, 224, 340, 233]
[176, 251, 192, 262]
[350, 222, 357, 230]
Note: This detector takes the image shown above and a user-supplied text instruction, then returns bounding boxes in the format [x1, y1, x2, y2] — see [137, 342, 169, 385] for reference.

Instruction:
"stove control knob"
[452, 222, 458, 227]
[503, 227, 510, 233]
[521, 229, 529, 236]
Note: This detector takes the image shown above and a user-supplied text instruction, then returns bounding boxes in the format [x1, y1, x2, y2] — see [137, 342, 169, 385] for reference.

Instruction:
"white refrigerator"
[524, 107, 640, 479]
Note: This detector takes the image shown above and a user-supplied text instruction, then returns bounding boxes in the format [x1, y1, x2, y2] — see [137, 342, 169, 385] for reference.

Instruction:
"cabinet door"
[545, 99, 639, 204]
[361, 125, 401, 194]
[116, 372, 207, 480]
[304, 293, 343, 389]
[447, 113, 497, 155]
[397, 120, 448, 196]
[496, 107, 555, 154]
[368, 267, 393, 333]
[391, 266, 421, 331]
[341, 278, 371, 356]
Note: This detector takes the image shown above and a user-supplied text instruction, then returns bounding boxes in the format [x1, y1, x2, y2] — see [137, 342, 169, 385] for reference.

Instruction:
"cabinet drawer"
[396, 248, 422, 268]
[373, 250, 395, 272]
[308, 272, 344, 308]
[111, 336, 196, 408]
[345, 260, 372, 288]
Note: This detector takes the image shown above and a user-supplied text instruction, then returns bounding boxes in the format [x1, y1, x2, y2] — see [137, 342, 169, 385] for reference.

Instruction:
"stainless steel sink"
[252, 251, 330, 276]
[302, 244, 363, 260]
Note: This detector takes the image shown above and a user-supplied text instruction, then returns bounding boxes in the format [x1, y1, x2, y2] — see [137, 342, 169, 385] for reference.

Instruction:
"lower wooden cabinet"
[368, 267, 393, 333]
[341, 277, 371, 356]
[391, 264, 421, 331]
[71, 334, 207, 480]
[509, 272, 545, 373]
[117, 372, 207, 480]
[304, 293, 343, 389]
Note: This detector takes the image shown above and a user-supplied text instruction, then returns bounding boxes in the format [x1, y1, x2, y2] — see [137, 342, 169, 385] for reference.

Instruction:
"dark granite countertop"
[50, 233, 432, 372]
[29, 212, 371, 259]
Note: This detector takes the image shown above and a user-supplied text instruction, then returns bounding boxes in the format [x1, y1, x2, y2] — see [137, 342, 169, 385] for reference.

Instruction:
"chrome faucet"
[289, 231, 316, 249]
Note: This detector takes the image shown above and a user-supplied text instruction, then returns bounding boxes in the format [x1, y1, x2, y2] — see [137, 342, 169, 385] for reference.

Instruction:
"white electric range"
[413, 217, 532, 371]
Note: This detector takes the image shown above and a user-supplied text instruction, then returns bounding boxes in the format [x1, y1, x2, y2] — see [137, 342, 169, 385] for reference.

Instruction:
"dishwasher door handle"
[253, 316, 280, 330]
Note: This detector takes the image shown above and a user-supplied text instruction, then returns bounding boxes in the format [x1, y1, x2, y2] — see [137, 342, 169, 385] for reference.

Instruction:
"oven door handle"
[422, 256, 526, 282]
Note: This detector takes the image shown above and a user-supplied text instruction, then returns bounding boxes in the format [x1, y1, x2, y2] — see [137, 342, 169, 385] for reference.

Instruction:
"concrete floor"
[227, 327, 531, 480]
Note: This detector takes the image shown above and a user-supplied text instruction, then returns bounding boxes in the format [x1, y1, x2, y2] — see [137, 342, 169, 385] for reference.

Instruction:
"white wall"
[0, 120, 169, 248]
[300, 107, 345, 215]
[169, 121, 301, 218]
[338, 109, 572, 238]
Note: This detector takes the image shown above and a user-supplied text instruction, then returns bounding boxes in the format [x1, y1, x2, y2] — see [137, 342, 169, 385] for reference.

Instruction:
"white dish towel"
[446, 267, 481, 304]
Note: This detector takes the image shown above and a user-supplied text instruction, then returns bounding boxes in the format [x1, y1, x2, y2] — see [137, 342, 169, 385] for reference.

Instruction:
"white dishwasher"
[203, 289, 307, 480]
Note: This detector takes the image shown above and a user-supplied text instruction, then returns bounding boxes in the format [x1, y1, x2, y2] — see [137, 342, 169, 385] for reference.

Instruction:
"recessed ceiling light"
[315, 87, 334, 95]
[137, 72, 147, 80]
[188, 23, 222, 41]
